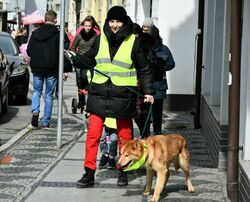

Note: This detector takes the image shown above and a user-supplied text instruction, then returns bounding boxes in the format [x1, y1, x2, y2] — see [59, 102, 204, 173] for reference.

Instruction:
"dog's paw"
[188, 186, 195, 193]
[143, 191, 150, 196]
[187, 182, 195, 193]
[150, 197, 157, 202]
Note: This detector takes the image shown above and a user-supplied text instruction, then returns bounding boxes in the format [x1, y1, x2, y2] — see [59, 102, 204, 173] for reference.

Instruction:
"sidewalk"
[0, 73, 228, 202]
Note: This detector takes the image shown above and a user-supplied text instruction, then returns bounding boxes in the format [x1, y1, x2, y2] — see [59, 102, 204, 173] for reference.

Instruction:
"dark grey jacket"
[71, 29, 96, 55]
[153, 43, 175, 99]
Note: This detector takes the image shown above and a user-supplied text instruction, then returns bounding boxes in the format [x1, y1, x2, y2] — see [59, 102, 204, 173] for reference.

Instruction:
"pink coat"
[19, 43, 30, 63]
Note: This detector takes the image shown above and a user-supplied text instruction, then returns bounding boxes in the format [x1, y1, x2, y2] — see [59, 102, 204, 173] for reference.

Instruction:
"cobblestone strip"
[0, 114, 83, 202]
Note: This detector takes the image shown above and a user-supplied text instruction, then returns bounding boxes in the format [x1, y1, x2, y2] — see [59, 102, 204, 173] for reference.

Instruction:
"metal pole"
[15, 0, 21, 30]
[16, 0, 19, 29]
[227, 0, 242, 201]
[57, 0, 65, 149]
[193, 0, 204, 129]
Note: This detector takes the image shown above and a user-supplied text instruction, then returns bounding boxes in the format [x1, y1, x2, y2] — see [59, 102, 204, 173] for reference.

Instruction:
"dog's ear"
[120, 137, 129, 145]
[120, 137, 125, 145]
[135, 139, 142, 150]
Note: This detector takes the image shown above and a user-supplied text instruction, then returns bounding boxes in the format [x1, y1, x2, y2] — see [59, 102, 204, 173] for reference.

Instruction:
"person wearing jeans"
[27, 10, 60, 128]
[31, 73, 57, 127]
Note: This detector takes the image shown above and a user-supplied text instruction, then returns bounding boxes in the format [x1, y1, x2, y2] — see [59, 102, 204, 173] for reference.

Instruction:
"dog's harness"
[124, 144, 147, 172]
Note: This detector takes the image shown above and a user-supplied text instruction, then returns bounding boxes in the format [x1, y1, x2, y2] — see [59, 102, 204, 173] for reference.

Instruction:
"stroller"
[71, 68, 89, 114]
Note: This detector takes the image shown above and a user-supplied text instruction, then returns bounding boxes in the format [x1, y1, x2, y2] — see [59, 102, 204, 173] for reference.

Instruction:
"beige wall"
[67, 0, 77, 35]
[69, 0, 124, 32]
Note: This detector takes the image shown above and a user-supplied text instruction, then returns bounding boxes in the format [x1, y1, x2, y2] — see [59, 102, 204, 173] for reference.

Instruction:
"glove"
[64, 50, 75, 63]
[64, 50, 82, 68]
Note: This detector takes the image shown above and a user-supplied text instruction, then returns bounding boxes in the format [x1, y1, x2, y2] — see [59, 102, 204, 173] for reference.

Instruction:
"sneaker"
[99, 154, 109, 168]
[42, 124, 50, 130]
[76, 168, 95, 188]
[117, 171, 128, 186]
[108, 158, 116, 169]
[31, 113, 39, 127]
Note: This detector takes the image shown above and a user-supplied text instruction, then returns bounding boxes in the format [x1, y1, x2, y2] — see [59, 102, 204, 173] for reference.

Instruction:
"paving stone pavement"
[0, 74, 228, 202]
[0, 111, 228, 202]
[0, 114, 83, 202]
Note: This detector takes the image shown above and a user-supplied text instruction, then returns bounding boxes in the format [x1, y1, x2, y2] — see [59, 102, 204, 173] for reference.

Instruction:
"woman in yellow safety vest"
[72, 6, 155, 188]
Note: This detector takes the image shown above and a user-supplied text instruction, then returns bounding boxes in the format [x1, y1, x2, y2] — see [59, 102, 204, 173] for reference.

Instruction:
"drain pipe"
[193, 0, 205, 129]
[227, 0, 242, 201]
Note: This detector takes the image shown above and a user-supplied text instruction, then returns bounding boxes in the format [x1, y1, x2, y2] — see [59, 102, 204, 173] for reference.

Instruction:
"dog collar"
[124, 144, 147, 172]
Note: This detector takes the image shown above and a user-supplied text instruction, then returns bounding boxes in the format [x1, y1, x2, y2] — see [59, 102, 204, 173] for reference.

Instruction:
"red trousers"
[84, 114, 133, 170]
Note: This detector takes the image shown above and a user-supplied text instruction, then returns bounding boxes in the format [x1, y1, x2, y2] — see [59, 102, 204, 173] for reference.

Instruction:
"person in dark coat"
[132, 23, 156, 138]
[27, 10, 59, 129]
[72, 6, 155, 188]
[142, 19, 175, 136]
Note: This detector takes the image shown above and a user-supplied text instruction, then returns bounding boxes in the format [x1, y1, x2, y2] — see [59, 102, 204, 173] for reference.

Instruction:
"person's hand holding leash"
[64, 50, 76, 58]
[144, 95, 154, 104]
[64, 50, 81, 67]
[63, 73, 68, 81]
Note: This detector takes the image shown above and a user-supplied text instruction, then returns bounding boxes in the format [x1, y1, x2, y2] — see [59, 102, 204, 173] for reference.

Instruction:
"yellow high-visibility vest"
[104, 117, 117, 129]
[92, 33, 137, 86]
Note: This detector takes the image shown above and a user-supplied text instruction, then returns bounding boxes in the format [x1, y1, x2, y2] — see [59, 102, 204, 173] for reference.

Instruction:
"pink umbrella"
[22, 9, 45, 25]
[22, 15, 44, 25]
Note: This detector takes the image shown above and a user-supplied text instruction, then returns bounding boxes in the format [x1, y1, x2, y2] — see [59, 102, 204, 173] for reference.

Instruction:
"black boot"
[76, 167, 95, 188]
[117, 170, 128, 186]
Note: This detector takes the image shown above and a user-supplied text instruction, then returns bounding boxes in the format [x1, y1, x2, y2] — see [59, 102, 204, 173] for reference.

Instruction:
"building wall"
[200, 96, 227, 169]
[200, 0, 230, 169]
[239, 1, 250, 199]
[201, 0, 250, 197]
[240, 0, 250, 161]
[239, 161, 250, 202]
[67, 0, 77, 35]
[202, 0, 229, 125]
[126, 0, 198, 95]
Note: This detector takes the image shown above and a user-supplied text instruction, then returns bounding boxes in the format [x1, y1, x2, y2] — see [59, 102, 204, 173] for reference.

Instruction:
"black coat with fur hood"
[76, 17, 155, 119]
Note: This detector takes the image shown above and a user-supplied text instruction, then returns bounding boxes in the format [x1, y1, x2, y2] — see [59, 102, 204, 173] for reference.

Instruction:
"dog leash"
[65, 50, 153, 136]
[140, 104, 152, 139]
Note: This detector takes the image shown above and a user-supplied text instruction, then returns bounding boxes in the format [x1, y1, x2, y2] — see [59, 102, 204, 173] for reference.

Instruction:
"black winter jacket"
[75, 17, 155, 119]
[27, 23, 59, 74]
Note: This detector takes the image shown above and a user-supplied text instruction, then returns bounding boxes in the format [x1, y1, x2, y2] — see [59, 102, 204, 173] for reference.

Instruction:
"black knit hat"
[106, 6, 128, 24]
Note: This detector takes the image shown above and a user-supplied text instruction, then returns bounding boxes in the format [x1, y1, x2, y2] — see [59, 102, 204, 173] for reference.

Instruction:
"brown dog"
[118, 134, 195, 202]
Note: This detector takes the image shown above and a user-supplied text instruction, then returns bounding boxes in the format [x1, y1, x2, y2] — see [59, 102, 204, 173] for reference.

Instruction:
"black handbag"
[64, 55, 73, 72]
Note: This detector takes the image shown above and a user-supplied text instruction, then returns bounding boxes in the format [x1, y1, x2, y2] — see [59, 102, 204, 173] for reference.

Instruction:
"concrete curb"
[0, 124, 32, 154]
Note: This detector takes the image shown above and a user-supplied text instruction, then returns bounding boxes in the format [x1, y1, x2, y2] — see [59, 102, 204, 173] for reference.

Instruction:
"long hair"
[150, 26, 162, 44]
[81, 15, 100, 31]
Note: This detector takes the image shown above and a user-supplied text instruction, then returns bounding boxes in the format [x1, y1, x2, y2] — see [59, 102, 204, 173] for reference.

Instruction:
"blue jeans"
[99, 127, 118, 158]
[31, 73, 57, 126]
